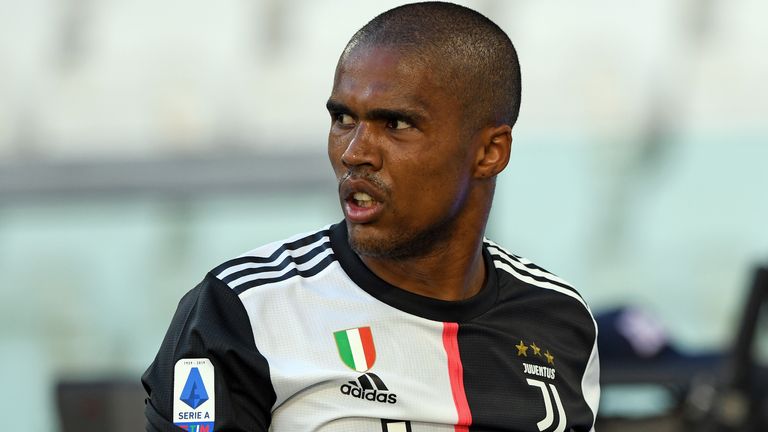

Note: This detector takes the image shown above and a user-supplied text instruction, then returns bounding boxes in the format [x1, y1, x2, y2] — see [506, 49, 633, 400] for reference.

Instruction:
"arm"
[142, 274, 275, 431]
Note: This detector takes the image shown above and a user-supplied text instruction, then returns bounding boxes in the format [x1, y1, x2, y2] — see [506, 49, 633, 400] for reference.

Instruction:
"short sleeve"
[142, 273, 275, 431]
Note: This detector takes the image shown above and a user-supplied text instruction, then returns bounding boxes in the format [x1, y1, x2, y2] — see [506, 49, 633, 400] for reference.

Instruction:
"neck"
[355, 183, 496, 302]
[360, 232, 487, 302]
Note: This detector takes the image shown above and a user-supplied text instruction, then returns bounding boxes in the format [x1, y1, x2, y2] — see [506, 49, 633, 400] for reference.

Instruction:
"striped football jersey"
[143, 222, 599, 431]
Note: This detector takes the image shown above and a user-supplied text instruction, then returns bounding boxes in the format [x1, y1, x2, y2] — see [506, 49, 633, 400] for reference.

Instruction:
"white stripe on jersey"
[581, 326, 601, 431]
[228, 247, 334, 291]
[485, 240, 573, 288]
[216, 234, 330, 280]
[491, 259, 589, 310]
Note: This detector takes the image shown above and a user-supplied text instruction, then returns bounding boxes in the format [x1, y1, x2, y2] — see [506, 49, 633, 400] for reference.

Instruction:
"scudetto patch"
[173, 358, 215, 431]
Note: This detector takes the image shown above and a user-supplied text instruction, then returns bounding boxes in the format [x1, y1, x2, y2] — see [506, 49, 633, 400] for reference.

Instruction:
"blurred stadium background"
[0, 0, 766, 430]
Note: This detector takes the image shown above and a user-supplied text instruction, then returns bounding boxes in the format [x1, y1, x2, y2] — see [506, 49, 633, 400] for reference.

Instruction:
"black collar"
[329, 222, 498, 323]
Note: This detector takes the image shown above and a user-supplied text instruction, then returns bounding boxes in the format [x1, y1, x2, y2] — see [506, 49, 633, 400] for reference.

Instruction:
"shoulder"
[209, 226, 336, 295]
[484, 239, 600, 402]
[484, 238, 592, 315]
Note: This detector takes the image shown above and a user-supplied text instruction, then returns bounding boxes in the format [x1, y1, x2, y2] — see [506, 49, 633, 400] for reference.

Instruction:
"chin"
[346, 219, 453, 261]
[346, 223, 392, 258]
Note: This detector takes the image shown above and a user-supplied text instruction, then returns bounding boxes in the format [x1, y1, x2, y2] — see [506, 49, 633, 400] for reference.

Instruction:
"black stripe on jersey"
[367, 373, 388, 391]
[212, 229, 329, 276]
[358, 374, 374, 390]
[486, 242, 559, 275]
[486, 242, 570, 284]
[490, 253, 582, 299]
[220, 240, 331, 285]
[232, 253, 336, 295]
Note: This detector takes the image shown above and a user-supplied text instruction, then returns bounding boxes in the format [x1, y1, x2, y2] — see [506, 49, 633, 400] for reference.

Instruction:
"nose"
[340, 122, 382, 171]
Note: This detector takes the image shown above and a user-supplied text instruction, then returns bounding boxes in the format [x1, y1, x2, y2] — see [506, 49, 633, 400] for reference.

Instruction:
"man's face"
[327, 46, 480, 259]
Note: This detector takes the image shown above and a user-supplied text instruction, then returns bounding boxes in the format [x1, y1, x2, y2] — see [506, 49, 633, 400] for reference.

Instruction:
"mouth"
[350, 191, 376, 208]
[340, 178, 386, 224]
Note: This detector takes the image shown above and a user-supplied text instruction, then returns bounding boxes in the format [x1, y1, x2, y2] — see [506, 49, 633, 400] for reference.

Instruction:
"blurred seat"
[595, 264, 768, 432]
[56, 378, 144, 432]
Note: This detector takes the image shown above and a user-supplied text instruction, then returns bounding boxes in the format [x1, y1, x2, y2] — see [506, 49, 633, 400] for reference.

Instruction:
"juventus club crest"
[516, 339, 566, 431]
[334, 326, 377, 372]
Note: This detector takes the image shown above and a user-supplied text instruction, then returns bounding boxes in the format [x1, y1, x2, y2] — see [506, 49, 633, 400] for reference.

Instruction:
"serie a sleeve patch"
[173, 358, 216, 431]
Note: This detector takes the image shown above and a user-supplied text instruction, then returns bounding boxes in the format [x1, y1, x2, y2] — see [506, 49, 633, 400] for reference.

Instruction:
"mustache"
[338, 169, 389, 193]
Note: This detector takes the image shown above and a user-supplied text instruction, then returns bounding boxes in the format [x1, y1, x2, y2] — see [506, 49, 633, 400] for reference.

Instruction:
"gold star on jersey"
[515, 341, 529, 356]
[516, 339, 557, 380]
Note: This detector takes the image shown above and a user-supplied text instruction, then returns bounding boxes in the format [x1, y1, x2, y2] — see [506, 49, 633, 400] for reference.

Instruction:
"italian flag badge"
[334, 326, 377, 372]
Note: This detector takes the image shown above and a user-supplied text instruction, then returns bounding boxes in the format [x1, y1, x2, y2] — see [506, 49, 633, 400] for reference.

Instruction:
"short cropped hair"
[341, 1, 521, 129]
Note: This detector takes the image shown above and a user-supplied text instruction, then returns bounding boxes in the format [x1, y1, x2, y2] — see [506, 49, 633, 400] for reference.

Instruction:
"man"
[143, 2, 600, 431]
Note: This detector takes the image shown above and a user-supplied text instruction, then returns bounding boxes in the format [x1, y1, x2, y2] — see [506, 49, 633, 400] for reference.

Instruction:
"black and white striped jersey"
[143, 222, 599, 432]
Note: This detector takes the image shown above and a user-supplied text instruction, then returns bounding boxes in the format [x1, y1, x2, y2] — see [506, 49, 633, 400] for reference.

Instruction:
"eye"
[387, 119, 412, 130]
[335, 113, 355, 126]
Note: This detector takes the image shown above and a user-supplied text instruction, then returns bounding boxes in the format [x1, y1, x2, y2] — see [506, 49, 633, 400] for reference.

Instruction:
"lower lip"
[344, 200, 384, 224]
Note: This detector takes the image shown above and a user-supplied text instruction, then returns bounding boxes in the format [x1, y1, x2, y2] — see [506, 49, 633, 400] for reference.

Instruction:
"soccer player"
[143, 2, 600, 431]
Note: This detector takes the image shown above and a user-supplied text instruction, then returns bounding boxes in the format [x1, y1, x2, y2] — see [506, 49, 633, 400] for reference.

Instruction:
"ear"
[474, 124, 512, 178]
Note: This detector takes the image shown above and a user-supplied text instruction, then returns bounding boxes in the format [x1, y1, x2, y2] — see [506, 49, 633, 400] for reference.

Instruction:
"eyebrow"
[325, 100, 349, 114]
[326, 99, 428, 125]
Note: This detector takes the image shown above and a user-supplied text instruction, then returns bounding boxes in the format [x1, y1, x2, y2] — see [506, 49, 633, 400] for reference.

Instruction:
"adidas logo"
[339, 372, 397, 404]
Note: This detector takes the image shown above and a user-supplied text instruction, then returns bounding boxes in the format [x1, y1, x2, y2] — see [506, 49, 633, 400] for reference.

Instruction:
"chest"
[244, 288, 589, 431]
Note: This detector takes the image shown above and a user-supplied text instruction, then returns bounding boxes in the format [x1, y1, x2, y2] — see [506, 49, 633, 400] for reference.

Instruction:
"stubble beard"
[347, 213, 457, 261]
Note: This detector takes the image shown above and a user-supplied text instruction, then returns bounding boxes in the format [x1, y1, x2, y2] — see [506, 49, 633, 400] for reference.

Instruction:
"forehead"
[331, 46, 452, 112]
